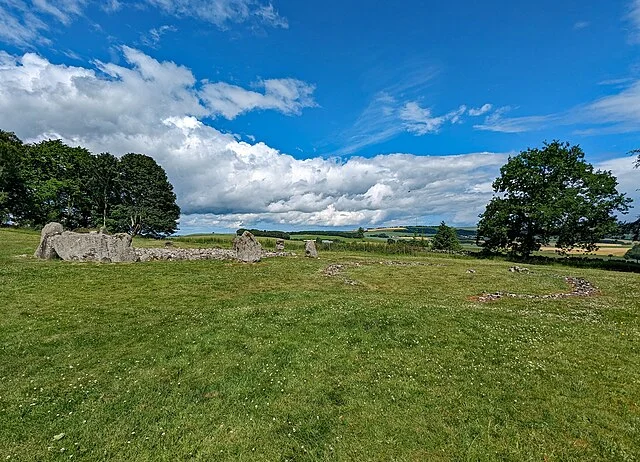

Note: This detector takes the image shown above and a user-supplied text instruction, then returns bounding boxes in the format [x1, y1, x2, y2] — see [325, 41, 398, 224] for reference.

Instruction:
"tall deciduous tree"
[477, 141, 631, 257]
[624, 244, 640, 263]
[110, 153, 180, 238]
[626, 149, 640, 240]
[20, 139, 93, 229]
[431, 221, 462, 252]
[0, 130, 26, 224]
[88, 152, 120, 228]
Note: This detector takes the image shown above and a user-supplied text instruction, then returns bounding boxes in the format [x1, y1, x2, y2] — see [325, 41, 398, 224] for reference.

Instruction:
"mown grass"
[1, 228, 639, 461]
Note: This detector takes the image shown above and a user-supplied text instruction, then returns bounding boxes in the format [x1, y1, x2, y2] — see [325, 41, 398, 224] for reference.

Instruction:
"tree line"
[0, 130, 180, 238]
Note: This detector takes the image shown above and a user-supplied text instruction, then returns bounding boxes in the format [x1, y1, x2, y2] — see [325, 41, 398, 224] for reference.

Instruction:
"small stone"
[53, 433, 65, 441]
[275, 239, 285, 251]
[466, 269, 476, 273]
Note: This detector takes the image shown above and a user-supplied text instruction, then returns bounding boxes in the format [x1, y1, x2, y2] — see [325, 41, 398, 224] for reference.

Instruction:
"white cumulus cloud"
[0, 48, 513, 230]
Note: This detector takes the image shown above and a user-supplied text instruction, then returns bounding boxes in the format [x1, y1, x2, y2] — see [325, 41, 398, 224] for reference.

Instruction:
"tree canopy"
[431, 221, 462, 252]
[624, 244, 640, 263]
[110, 153, 180, 238]
[626, 149, 640, 240]
[0, 130, 180, 237]
[477, 141, 631, 257]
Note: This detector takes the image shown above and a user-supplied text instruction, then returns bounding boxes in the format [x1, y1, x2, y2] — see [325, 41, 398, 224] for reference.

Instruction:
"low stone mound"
[136, 247, 236, 262]
[473, 276, 599, 303]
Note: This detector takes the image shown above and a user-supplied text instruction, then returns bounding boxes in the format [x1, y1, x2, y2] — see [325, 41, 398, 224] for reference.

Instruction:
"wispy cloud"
[474, 106, 560, 133]
[627, 0, 640, 43]
[144, 0, 288, 30]
[573, 20, 590, 30]
[468, 103, 492, 116]
[475, 78, 640, 135]
[332, 61, 494, 155]
[0, 0, 287, 47]
[598, 77, 635, 86]
[141, 24, 177, 47]
[400, 102, 466, 135]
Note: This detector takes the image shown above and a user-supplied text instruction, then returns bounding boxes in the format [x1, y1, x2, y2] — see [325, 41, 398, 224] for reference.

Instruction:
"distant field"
[366, 227, 408, 232]
[2, 228, 639, 460]
[539, 245, 631, 257]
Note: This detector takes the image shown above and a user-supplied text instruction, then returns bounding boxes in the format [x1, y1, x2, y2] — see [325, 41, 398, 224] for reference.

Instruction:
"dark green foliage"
[110, 153, 180, 238]
[19, 139, 93, 229]
[0, 131, 26, 224]
[289, 230, 363, 239]
[477, 141, 631, 257]
[627, 149, 640, 240]
[625, 244, 640, 263]
[0, 131, 180, 237]
[369, 233, 390, 238]
[88, 152, 120, 228]
[404, 226, 477, 238]
[236, 228, 291, 239]
[431, 221, 462, 251]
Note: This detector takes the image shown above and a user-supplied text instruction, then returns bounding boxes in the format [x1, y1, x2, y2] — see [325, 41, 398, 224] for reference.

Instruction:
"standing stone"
[34, 222, 64, 259]
[233, 231, 262, 263]
[305, 240, 318, 258]
[275, 238, 285, 251]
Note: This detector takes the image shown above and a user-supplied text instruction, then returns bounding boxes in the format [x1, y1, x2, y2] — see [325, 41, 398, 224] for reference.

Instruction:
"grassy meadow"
[1, 228, 639, 461]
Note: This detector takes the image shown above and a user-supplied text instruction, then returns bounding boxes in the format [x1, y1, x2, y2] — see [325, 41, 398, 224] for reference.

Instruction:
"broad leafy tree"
[110, 153, 180, 237]
[477, 141, 631, 257]
[431, 221, 462, 252]
[88, 152, 120, 228]
[20, 139, 93, 229]
[626, 149, 640, 240]
[0, 131, 26, 224]
[624, 244, 640, 263]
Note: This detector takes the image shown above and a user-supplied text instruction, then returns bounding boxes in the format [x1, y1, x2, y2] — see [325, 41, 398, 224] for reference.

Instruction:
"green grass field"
[1, 228, 639, 460]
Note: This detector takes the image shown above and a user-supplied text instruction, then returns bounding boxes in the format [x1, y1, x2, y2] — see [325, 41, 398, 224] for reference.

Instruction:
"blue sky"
[0, 0, 639, 233]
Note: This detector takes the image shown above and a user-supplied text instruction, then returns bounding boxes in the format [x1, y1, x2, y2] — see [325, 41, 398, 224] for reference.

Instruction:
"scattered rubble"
[509, 266, 530, 273]
[322, 263, 359, 285]
[473, 277, 599, 303]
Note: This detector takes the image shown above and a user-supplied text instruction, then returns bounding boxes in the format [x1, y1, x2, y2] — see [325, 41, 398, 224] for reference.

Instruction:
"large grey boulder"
[233, 231, 262, 263]
[305, 240, 318, 258]
[49, 231, 137, 263]
[34, 222, 64, 259]
[34, 223, 136, 262]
